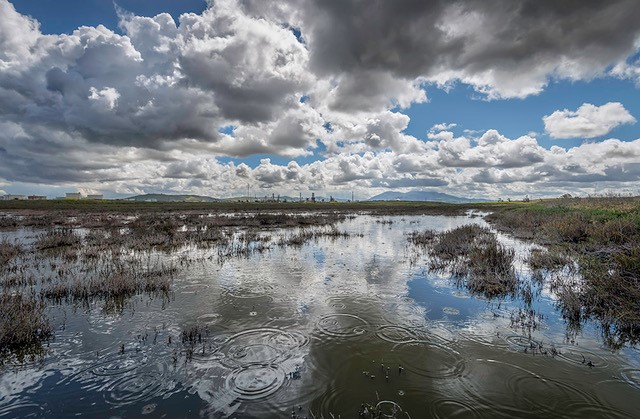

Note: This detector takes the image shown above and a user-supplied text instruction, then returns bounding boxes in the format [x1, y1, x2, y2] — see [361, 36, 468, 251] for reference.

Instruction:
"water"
[1, 214, 639, 417]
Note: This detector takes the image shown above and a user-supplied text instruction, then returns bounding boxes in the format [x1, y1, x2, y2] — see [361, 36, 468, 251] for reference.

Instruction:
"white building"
[65, 193, 81, 199]
[0, 195, 27, 201]
[86, 194, 104, 200]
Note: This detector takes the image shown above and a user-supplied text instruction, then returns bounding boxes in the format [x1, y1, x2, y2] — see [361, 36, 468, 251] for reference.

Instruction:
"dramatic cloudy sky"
[2, 0, 640, 199]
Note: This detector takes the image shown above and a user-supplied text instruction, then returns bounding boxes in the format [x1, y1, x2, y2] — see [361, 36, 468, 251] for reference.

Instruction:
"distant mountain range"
[125, 194, 220, 202]
[368, 191, 486, 203]
[125, 191, 485, 204]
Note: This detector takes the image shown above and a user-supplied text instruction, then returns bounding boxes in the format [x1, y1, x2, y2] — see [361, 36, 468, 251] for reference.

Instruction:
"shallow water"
[1, 214, 639, 417]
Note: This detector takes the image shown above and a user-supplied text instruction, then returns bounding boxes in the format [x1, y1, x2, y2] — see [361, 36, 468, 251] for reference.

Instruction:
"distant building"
[28, 195, 47, 200]
[0, 194, 27, 201]
[86, 194, 103, 200]
[65, 193, 81, 200]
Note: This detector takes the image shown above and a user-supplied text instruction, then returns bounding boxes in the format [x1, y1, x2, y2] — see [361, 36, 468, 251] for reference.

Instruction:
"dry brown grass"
[35, 228, 81, 251]
[488, 197, 640, 348]
[410, 225, 518, 298]
[0, 239, 23, 265]
[0, 293, 52, 363]
[527, 248, 574, 273]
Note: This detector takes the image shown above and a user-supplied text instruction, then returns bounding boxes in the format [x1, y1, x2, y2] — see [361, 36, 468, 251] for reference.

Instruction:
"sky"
[2, 0, 640, 200]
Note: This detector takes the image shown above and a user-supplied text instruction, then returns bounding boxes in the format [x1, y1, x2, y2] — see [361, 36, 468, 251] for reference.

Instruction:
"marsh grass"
[0, 207, 453, 363]
[579, 254, 640, 348]
[527, 248, 574, 275]
[181, 324, 206, 346]
[407, 229, 436, 245]
[280, 226, 356, 247]
[466, 235, 517, 298]
[281, 230, 316, 246]
[180, 324, 210, 362]
[41, 260, 174, 308]
[411, 225, 518, 298]
[490, 197, 640, 348]
[0, 239, 23, 265]
[0, 293, 52, 363]
[0, 216, 18, 229]
[1, 270, 36, 288]
[35, 228, 81, 251]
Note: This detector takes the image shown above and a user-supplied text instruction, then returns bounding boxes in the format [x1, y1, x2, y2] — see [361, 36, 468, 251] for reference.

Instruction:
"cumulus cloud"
[0, 0, 319, 156]
[0, 0, 40, 66]
[2, 0, 640, 199]
[544, 102, 636, 139]
[241, 0, 640, 99]
[611, 59, 640, 86]
[3, 123, 638, 199]
[430, 123, 457, 133]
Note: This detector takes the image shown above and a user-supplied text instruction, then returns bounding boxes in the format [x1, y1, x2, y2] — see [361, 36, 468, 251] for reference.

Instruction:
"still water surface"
[1, 214, 639, 417]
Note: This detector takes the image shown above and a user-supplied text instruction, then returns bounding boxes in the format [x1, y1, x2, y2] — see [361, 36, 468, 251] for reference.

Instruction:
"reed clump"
[41, 262, 174, 306]
[279, 226, 354, 247]
[0, 216, 19, 229]
[465, 234, 517, 297]
[181, 325, 204, 346]
[408, 229, 437, 245]
[0, 239, 23, 265]
[579, 253, 640, 348]
[35, 228, 81, 251]
[488, 197, 640, 348]
[0, 293, 52, 362]
[410, 225, 517, 298]
[527, 248, 574, 274]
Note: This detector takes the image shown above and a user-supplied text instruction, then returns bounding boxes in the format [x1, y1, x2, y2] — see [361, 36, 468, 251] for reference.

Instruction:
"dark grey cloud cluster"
[242, 0, 640, 98]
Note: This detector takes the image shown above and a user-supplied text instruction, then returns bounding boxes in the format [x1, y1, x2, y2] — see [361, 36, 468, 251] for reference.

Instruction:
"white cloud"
[430, 123, 457, 133]
[543, 102, 636, 139]
[611, 60, 640, 85]
[0, 0, 40, 67]
[3, 126, 640, 199]
[427, 131, 455, 141]
[88, 87, 120, 109]
[2, 0, 640, 199]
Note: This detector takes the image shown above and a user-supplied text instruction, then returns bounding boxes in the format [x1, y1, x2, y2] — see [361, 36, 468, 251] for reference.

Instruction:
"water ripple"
[427, 398, 483, 419]
[104, 372, 165, 406]
[317, 314, 369, 338]
[213, 328, 308, 369]
[0, 399, 43, 418]
[224, 363, 286, 401]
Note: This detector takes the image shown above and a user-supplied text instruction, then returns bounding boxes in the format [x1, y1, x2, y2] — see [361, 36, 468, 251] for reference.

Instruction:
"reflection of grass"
[41, 261, 174, 313]
[0, 208, 362, 362]
[35, 228, 81, 251]
[488, 196, 640, 348]
[0, 294, 52, 364]
[411, 225, 517, 298]
[279, 226, 355, 246]
[527, 248, 573, 273]
[2, 196, 638, 359]
[0, 239, 23, 265]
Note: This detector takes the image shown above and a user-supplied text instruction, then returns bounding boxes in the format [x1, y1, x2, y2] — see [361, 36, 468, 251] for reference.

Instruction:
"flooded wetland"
[1, 201, 640, 418]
